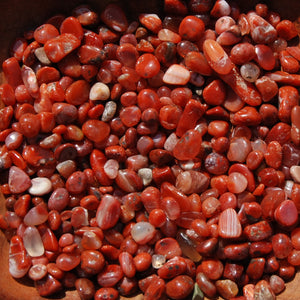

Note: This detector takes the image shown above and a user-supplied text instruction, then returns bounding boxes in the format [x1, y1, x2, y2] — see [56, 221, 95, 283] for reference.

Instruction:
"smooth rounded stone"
[8, 166, 32, 194]
[89, 82, 110, 101]
[155, 237, 182, 259]
[176, 170, 209, 194]
[131, 221, 156, 244]
[101, 101, 117, 122]
[24, 203, 49, 226]
[81, 231, 102, 250]
[164, 132, 179, 152]
[284, 180, 294, 198]
[48, 187, 69, 211]
[75, 278, 95, 300]
[96, 194, 121, 230]
[28, 177, 52, 196]
[274, 200, 298, 227]
[163, 64, 191, 85]
[136, 53, 160, 79]
[240, 62, 260, 82]
[103, 159, 119, 179]
[218, 208, 242, 238]
[177, 231, 202, 262]
[56, 253, 81, 271]
[56, 160, 77, 178]
[165, 275, 194, 300]
[173, 129, 202, 161]
[290, 165, 300, 183]
[5, 131, 23, 150]
[23, 226, 45, 257]
[138, 168, 153, 186]
[272, 233, 293, 259]
[253, 280, 276, 300]
[28, 264, 48, 281]
[227, 137, 251, 162]
[227, 172, 248, 194]
[269, 275, 285, 295]
[34, 47, 51, 65]
[71, 206, 89, 228]
[9, 236, 31, 278]
[35, 274, 63, 297]
[215, 279, 239, 299]
[152, 254, 166, 269]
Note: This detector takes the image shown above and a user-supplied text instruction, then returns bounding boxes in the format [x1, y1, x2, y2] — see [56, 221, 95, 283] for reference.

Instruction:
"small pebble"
[163, 64, 191, 85]
[138, 168, 153, 186]
[28, 177, 52, 196]
[290, 165, 300, 183]
[34, 47, 51, 65]
[101, 101, 117, 122]
[89, 82, 110, 101]
[152, 254, 166, 269]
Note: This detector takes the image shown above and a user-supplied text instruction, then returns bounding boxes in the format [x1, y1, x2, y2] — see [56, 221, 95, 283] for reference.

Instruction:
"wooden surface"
[0, 0, 300, 299]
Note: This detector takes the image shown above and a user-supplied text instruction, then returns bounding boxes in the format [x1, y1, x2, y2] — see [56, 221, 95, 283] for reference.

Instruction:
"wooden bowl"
[0, 0, 299, 299]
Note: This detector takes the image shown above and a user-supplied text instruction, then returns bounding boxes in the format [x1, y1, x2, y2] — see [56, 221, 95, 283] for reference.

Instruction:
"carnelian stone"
[34, 24, 59, 44]
[82, 120, 110, 143]
[135, 54, 160, 79]
[173, 129, 202, 161]
[44, 33, 81, 63]
[179, 16, 205, 41]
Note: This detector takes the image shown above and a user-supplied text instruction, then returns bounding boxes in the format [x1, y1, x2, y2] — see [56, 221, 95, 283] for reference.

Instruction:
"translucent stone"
[96, 194, 121, 230]
[158, 29, 181, 43]
[240, 62, 260, 82]
[138, 168, 153, 186]
[89, 82, 110, 101]
[227, 172, 248, 194]
[254, 280, 276, 300]
[8, 166, 32, 194]
[164, 132, 179, 152]
[163, 64, 191, 85]
[215, 279, 239, 299]
[218, 208, 242, 238]
[227, 137, 251, 162]
[28, 264, 48, 280]
[284, 180, 294, 198]
[104, 159, 119, 179]
[56, 160, 77, 178]
[28, 177, 52, 196]
[290, 166, 300, 183]
[152, 254, 166, 269]
[9, 236, 31, 278]
[81, 231, 102, 250]
[177, 231, 202, 262]
[102, 101, 117, 122]
[24, 203, 48, 226]
[23, 226, 45, 257]
[34, 47, 51, 65]
[131, 221, 156, 244]
[176, 170, 209, 194]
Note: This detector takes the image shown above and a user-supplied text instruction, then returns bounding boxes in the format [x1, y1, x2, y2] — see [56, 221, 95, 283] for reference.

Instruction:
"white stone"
[23, 226, 45, 257]
[138, 168, 153, 186]
[28, 177, 52, 196]
[152, 254, 166, 269]
[163, 64, 191, 85]
[131, 222, 155, 244]
[34, 47, 51, 65]
[290, 166, 300, 183]
[89, 82, 110, 101]
[104, 159, 119, 179]
[102, 101, 117, 122]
